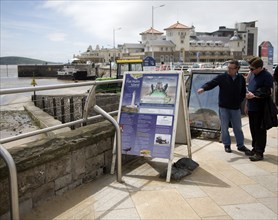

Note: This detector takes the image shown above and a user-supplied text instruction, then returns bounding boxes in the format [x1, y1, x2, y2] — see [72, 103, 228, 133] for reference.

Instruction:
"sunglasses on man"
[249, 67, 257, 71]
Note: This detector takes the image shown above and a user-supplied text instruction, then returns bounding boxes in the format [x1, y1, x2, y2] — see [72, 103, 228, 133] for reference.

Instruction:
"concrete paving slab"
[232, 163, 271, 176]
[221, 203, 277, 219]
[240, 184, 277, 198]
[258, 197, 278, 214]
[186, 197, 227, 218]
[95, 208, 140, 220]
[175, 183, 207, 199]
[250, 174, 278, 192]
[255, 159, 278, 173]
[202, 215, 232, 219]
[131, 189, 200, 219]
[216, 167, 256, 185]
[199, 184, 257, 206]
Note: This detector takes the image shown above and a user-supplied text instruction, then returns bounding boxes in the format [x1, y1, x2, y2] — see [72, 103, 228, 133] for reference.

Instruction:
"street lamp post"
[113, 27, 121, 62]
[151, 4, 165, 58]
[151, 4, 165, 28]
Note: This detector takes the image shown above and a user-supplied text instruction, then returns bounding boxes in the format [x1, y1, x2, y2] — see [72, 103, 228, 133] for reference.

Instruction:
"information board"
[120, 72, 180, 158]
[188, 71, 221, 131]
[143, 56, 156, 71]
[112, 71, 191, 182]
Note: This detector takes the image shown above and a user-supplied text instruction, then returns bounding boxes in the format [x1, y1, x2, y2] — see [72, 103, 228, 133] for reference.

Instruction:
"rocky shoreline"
[0, 110, 44, 149]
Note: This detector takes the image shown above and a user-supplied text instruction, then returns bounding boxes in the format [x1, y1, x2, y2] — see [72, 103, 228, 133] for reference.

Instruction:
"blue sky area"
[1, 0, 277, 63]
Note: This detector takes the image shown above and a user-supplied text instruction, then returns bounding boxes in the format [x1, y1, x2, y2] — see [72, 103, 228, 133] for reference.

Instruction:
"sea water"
[0, 65, 92, 106]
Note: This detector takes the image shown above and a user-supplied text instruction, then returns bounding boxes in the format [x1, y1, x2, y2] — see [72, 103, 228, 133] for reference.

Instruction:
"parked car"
[174, 64, 190, 71]
[191, 63, 214, 69]
[218, 60, 249, 76]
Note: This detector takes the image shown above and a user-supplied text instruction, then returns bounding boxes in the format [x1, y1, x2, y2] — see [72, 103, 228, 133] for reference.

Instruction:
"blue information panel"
[118, 72, 180, 159]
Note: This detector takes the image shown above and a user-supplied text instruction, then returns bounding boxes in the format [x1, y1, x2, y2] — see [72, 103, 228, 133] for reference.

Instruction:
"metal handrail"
[0, 111, 118, 144]
[0, 145, 19, 220]
[0, 79, 123, 219]
[0, 79, 122, 95]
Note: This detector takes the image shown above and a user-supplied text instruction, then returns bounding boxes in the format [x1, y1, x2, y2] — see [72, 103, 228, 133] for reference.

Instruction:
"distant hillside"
[0, 56, 60, 65]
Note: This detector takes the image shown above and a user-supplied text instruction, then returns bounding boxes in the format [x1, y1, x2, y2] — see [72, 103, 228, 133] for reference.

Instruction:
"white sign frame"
[111, 71, 191, 182]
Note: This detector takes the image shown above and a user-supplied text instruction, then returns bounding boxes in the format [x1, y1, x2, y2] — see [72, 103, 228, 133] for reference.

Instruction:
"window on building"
[181, 40, 184, 44]
[170, 55, 174, 62]
[247, 33, 254, 55]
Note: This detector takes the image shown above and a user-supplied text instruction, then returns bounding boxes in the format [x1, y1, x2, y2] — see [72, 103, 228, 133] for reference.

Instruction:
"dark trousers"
[248, 111, 267, 154]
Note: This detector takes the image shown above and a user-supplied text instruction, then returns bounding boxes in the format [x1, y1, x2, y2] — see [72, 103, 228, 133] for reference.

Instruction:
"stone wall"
[18, 64, 63, 77]
[0, 119, 129, 218]
[33, 93, 120, 128]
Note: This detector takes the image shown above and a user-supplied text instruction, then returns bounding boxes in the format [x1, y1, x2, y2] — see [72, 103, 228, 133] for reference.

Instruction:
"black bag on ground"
[159, 157, 199, 181]
[159, 166, 191, 181]
[173, 157, 199, 171]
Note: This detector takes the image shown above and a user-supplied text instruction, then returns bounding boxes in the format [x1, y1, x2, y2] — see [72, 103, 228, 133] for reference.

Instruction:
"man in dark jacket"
[245, 56, 274, 161]
[197, 59, 251, 154]
[274, 65, 278, 105]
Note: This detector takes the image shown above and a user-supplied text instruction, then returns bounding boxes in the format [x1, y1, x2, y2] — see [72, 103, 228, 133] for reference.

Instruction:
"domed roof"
[230, 30, 240, 41]
[230, 36, 240, 41]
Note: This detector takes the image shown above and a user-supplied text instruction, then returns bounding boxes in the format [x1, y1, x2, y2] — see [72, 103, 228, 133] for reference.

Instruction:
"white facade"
[164, 22, 191, 51]
[235, 21, 258, 56]
[75, 21, 258, 63]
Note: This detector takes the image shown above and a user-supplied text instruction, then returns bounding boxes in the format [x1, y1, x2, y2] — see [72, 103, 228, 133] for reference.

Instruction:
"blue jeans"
[219, 107, 244, 148]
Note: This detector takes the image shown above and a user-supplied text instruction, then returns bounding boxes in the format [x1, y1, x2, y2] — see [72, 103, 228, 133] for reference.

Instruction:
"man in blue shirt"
[245, 57, 274, 161]
[197, 60, 251, 155]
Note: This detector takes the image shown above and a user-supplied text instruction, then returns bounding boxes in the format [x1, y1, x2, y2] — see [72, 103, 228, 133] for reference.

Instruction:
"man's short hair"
[229, 59, 240, 69]
[248, 56, 264, 69]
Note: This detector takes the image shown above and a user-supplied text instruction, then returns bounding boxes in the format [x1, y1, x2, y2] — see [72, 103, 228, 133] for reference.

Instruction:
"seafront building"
[74, 21, 258, 64]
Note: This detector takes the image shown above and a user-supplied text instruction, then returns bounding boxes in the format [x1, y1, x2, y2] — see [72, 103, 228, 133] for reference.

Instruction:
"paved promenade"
[22, 116, 277, 219]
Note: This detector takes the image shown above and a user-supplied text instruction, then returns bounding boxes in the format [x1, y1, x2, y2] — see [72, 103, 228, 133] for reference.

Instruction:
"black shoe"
[245, 150, 255, 156]
[245, 148, 255, 156]
[237, 146, 253, 156]
[249, 154, 263, 161]
[237, 146, 248, 152]
[224, 146, 232, 153]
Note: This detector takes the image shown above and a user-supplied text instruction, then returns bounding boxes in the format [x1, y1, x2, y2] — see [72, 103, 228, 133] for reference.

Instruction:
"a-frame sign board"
[111, 71, 191, 182]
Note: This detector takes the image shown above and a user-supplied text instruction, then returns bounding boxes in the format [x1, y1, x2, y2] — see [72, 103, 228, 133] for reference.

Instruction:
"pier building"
[74, 21, 258, 64]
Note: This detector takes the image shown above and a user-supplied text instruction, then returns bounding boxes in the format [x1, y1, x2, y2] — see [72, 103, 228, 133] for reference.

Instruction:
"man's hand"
[246, 91, 256, 99]
[197, 88, 204, 94]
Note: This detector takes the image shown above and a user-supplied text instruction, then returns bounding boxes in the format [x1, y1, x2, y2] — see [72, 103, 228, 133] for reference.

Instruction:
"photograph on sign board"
[156, 115, 173, 126]
[139, 149, 151, 157]
[154, 134, 171, 145]
[120, 74, 143, 113]
[121, 90, 139, 113]
[188, 72, 221, 131]
[140, 75, 177, 105]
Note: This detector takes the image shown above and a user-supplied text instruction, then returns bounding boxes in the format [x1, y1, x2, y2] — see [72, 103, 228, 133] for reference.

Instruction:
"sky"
[1, 0, 277, 63]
